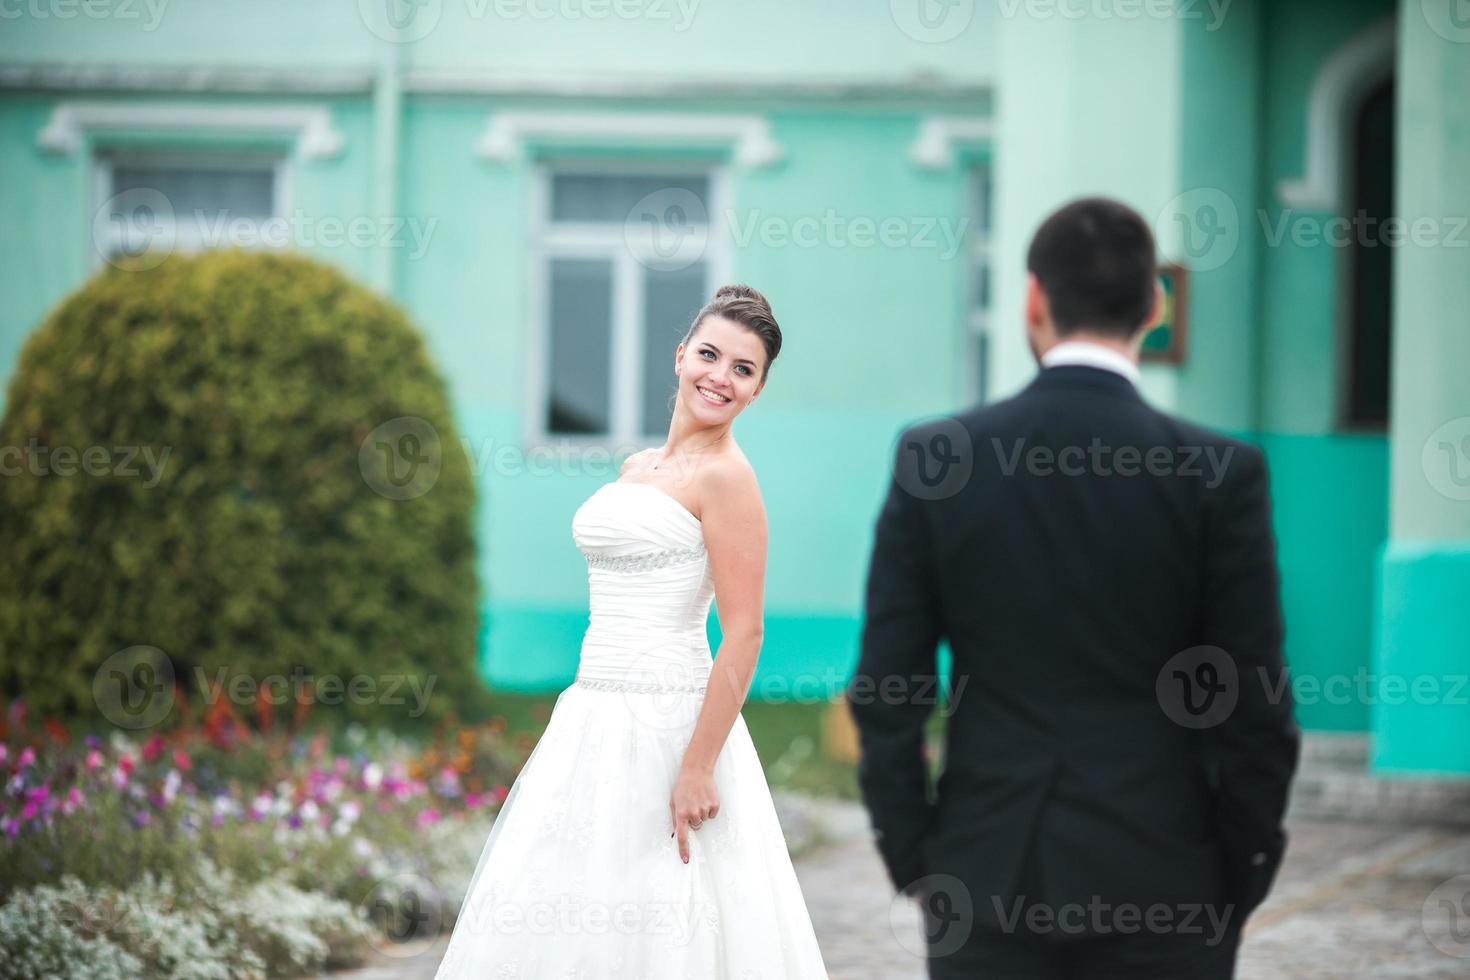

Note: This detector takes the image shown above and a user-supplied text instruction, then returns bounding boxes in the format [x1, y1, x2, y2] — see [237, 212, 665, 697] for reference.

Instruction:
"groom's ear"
[1145, 279, 1165, 330]
[1025, 274, 1049, 328]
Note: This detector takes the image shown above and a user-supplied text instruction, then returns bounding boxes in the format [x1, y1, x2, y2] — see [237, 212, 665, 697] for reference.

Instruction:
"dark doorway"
[1343, 77, 1394, 429]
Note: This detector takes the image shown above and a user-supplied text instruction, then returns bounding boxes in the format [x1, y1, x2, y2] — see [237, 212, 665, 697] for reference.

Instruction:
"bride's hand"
[670, 766, 719, 864]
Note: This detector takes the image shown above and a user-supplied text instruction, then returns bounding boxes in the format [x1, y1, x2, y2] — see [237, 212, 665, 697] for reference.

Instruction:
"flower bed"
[0, 698, 522, 978]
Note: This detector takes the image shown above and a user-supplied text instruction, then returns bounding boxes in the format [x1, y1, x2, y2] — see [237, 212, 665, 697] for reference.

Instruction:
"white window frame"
[966, 159, 995, 405]
[91, 148, 290, 271]
[526, 158, 731, 450]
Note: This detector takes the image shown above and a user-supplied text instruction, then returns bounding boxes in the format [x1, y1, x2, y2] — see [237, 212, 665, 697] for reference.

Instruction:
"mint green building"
[2, 1, 1465, 771]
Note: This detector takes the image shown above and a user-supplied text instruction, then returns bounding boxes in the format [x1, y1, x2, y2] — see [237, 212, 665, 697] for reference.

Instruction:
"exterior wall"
[3, 2, 1457, 753]
[0, 2, 997, 698]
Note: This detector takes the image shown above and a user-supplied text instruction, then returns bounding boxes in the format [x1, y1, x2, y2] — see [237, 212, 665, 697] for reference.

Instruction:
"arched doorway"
[1342, 76, 1395, 429]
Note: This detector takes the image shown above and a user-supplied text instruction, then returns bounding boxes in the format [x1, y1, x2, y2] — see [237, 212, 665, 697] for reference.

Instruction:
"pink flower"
[86, 749, 103, 770]
[118, 754, 135, 775]
[172, 749, 192, 772]
[416, 808, 441, 828]
[142, 735, 165, 763]
[17, 747, 35, 769]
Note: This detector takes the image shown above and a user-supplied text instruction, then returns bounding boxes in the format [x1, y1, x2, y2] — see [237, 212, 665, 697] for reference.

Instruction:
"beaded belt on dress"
[574, 675, 708, 694]
[581, 546, 705, 573]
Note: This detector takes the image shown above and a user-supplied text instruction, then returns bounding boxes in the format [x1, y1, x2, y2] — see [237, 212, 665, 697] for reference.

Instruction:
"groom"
[849, 197, 1300, 978]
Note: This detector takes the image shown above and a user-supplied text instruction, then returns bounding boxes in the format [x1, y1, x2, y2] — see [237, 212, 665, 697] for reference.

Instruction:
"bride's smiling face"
[674, 315, 767, 422]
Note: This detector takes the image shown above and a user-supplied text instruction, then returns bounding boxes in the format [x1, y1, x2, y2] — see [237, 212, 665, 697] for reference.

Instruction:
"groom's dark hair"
[1026, 197, 1157, 339]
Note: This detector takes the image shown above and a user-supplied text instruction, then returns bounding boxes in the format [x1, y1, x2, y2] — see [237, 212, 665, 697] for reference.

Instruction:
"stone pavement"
[326, 796, 1470, 979]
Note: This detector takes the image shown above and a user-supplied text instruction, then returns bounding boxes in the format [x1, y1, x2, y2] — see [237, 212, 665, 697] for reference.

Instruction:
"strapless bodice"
[570, 481, 714, 691]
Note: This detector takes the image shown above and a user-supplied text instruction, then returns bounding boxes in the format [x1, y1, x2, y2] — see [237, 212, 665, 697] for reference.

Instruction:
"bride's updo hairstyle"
[681, 284, 782, 383]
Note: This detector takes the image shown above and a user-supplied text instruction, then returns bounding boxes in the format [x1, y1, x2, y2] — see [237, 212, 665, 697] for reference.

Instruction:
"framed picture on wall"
[1141, 262, 1189, 364]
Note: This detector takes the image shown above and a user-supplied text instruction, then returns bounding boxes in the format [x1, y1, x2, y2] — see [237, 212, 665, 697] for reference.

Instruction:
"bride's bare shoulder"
[696, 451, 763, 512]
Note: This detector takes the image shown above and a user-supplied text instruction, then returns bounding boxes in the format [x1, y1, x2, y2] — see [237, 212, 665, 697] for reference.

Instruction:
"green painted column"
[1372, 0, 1470, 773]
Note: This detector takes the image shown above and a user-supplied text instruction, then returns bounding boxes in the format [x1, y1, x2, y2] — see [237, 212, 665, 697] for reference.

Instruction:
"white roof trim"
[38, 101, 346, 159]
[909, 115, 993, 169]
[476, 111, 782, 168]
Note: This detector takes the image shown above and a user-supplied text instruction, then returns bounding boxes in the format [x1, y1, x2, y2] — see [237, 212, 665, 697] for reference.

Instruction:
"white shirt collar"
[1040, 340, 1141, 386]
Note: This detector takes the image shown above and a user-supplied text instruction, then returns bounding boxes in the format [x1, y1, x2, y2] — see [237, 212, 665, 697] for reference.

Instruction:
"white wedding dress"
[434, 480, 830, 979]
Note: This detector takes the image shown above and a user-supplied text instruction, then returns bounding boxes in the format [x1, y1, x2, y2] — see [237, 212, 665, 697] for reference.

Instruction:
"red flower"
[172, 748, 192, 772]
[142, 734, 166, 762]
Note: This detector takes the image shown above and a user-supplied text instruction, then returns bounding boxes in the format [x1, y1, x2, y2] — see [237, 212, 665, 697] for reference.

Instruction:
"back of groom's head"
[1026, 197, 1157, 340]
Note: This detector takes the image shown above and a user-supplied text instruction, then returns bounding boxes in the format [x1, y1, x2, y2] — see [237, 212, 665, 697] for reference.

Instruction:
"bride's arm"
[670, 459, 767, 863]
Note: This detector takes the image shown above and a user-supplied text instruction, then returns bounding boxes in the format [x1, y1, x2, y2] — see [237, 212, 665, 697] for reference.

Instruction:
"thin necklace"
[654, 434, 727, 469]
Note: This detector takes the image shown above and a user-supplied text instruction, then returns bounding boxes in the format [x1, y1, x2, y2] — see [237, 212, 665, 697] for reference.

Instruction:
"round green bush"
[0, 249, 489, 726]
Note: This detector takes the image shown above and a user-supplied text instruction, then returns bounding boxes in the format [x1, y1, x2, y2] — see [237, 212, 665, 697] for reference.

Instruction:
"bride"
[434, 285, 830, 978]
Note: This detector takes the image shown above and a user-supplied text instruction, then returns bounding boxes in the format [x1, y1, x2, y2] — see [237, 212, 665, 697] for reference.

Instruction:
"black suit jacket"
[849, 365, 1300, 934]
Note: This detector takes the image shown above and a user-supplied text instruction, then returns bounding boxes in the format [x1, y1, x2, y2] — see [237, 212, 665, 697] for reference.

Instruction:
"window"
[966, 160, 995, 404]
[93, 150, 285, 266]
[532, 165, 723, 443]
